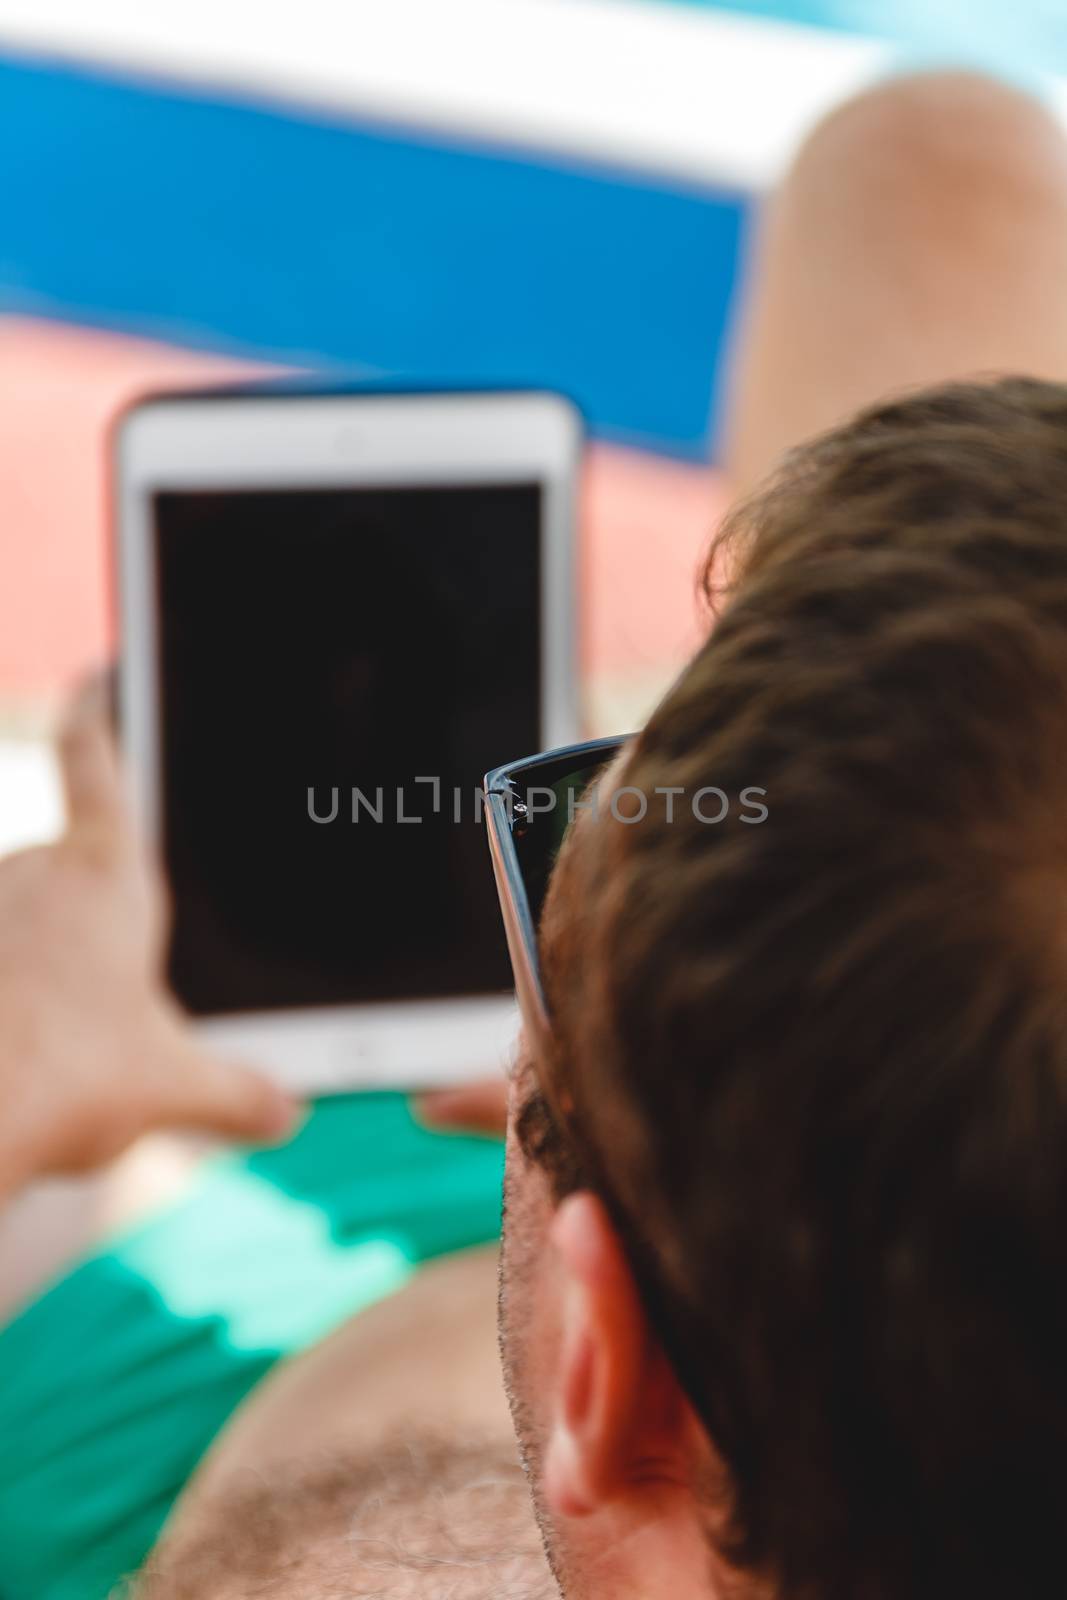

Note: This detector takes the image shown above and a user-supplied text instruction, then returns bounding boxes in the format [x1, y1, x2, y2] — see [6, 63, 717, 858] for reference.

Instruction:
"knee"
[785, 71, 1067, 237]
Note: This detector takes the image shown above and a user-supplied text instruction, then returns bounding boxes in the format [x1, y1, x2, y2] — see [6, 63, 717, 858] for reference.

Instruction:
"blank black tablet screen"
[153, 483, 541, 1014]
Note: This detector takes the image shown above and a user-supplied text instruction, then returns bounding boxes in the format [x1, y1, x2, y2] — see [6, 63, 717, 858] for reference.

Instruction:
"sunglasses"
[485, 735, 706, 1402]
[483, 735, 628, 1056]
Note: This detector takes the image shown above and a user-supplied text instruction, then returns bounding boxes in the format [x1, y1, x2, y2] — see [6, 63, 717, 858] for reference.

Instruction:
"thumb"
[147, 1024, 302, 1146]
[60, 681, 125, 849]
[414, 1079, 508, 1138]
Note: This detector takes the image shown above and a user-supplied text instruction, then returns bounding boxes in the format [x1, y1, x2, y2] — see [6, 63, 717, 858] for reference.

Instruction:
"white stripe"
[0, 0, 893, 188]
[116, 1165, 416, 1350]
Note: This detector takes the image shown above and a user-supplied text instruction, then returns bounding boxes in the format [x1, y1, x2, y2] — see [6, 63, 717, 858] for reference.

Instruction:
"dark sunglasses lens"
[511, 756, 614, 932]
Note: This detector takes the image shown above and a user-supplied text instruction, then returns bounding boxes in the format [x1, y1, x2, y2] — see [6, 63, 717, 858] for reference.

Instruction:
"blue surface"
[0, 52, 748, 459]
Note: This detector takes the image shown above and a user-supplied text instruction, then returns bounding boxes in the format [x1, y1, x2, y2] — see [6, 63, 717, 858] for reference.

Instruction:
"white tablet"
[115, 386, 581, 1095]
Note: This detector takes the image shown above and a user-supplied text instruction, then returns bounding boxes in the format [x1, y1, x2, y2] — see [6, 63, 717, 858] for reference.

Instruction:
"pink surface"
[0, 316, 727, 702]
[0, 318, 265, 699]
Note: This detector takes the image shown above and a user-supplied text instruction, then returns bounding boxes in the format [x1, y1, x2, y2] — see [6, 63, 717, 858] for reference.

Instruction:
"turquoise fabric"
[0, 1092, 504, 1600]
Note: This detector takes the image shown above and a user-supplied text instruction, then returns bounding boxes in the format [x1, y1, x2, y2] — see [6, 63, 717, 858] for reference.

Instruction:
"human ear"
[542, 1191, 693, 1519]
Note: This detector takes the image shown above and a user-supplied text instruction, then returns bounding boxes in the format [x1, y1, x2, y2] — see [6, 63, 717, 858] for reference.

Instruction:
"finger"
[71, 667, 119, 734]
[59, 679, 125, 846]
[415, 1080, 508, 1137]
[149, 1031, 303, 1146]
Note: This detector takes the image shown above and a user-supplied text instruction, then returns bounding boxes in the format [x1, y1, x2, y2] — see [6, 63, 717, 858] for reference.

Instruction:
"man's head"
[500, 377, 1067, 1600]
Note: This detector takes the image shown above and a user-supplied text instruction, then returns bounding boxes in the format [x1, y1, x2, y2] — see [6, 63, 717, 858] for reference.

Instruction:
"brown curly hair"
[540, 377, 1067, 1600]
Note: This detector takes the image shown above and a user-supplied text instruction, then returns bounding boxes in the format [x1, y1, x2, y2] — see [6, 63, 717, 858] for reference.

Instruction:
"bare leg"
[723, 71, 1067, 495]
